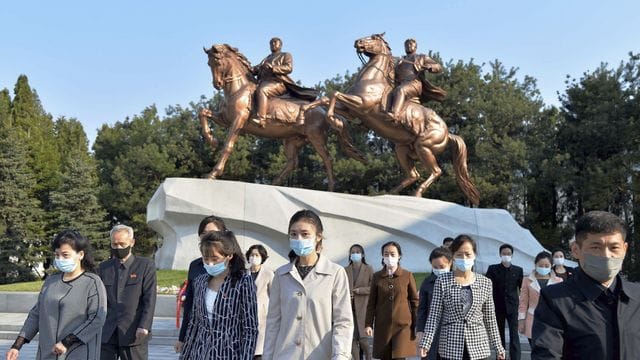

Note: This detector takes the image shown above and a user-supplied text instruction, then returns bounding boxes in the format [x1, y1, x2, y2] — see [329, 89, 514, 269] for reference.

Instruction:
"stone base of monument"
[147, 178, 547, 273]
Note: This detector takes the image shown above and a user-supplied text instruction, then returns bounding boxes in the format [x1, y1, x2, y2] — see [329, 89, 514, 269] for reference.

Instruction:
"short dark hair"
[198, 215, 227, 236]
[442, 237, 454, 245]
[381, 241, 402, 256]
[551, 248, 565, 258]
[381, 241, 402, 266]
[575, 211, 627, 244]
[450, 234, 477, 255]
[429, 247, 452, 263]
[52, 230, 97, 273]
[499, 244, 514, 254]
[245, 244, 268, 264]
[534, 251, 552, 265]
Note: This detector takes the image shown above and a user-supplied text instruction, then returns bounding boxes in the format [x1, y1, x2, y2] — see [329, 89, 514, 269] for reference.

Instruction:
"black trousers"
[496, 310, 520, 360]
[100, 331, 149, 360]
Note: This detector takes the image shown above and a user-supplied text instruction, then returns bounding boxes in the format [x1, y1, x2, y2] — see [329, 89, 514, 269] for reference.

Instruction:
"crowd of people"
[5, 210, 638, 360]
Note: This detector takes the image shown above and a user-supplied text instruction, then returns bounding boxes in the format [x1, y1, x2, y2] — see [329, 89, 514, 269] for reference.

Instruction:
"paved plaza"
[0, 312, 531, 359]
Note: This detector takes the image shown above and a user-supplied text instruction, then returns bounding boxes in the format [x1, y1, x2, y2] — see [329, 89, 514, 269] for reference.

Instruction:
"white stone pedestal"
[147, 178, 548, 273]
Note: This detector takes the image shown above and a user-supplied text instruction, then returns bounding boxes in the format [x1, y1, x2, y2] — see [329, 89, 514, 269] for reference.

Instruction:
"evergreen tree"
[10, 75, 61, 206]
[0, 130, 45, 283]
[0, 88, 12, 130]
[49, 154, 110, 261]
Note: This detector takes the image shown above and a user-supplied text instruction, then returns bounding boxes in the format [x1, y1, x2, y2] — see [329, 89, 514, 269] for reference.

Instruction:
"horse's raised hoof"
[250, 117, 266, 128]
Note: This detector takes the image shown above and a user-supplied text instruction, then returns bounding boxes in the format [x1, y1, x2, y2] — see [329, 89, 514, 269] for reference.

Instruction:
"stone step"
[0, 330, 178, 346]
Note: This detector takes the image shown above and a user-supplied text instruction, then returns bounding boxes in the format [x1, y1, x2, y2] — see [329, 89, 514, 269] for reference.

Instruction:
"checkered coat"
[419, 272, 506, 360]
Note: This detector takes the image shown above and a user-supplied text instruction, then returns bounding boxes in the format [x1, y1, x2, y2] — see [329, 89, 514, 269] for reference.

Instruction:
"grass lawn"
[0, 269, 189, 293]
[0, 270, 430, 292]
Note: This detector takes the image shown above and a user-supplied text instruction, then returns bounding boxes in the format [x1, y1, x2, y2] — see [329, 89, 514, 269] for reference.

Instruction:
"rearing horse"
[199, 44, 364, 190]
[325, 33, 480, 205]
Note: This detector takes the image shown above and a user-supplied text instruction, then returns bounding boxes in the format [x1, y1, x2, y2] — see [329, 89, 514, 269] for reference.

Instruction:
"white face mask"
[383, 256, 398, 267]
[249, 255, 262, 266]
[432, 268, 450, 276]
[501, 255, 512, 264]
[553, 257, 565, 266]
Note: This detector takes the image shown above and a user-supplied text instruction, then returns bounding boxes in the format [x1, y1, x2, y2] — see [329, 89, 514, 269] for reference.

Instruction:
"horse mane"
[372, 33, 392, 54]
[371, 34, 395, 84]
[219, 44, 253, 74]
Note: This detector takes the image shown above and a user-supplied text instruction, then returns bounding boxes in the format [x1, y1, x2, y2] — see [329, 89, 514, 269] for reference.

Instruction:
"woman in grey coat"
[6, 230, 107, 360]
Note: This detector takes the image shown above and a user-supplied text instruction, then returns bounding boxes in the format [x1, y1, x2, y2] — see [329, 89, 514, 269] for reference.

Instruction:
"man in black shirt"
[486, 244, 523, 360]
[532, 210, 640, 359]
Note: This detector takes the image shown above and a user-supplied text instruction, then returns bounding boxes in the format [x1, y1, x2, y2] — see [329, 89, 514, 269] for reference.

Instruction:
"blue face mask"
[432, 268, 450, 276]
[536, 267, 551, 276]
[290, 238, 315, 257]
[203, 260, 227, 277]
[55, 258, 78, 273]
[454, 258, 474, 272]
[350, 253, 362, 263]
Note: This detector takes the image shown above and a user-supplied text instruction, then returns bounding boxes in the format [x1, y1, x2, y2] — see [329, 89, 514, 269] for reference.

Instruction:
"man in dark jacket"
[99, 225, 157, 360]
[486, 244, 523, 360]
[532, 210, 640, 359]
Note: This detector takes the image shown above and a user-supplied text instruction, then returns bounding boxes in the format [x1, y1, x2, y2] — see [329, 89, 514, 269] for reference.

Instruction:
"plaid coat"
[419, 272, 506, 360]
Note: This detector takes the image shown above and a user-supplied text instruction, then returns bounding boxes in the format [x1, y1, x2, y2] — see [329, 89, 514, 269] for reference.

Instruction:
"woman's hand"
[497, 352, 506, 360]
[6, 349, 19, 360]
[174, 341, 184, 353]
[51, 342, 67, 356]
[365, 326, 373, 337]
[420, 347, 429, 358]
[518, 319, 525, 334]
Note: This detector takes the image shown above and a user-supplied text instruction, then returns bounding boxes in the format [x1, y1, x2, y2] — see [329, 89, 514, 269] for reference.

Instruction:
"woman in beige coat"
[518, 251, 563, 343]
[344, 244, 374, 360]
[262, 210, 353, 360]
[246, 244, 275, 359]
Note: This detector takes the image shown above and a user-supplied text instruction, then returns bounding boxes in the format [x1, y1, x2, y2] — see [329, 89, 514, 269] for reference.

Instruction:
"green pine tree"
[49, 154, 110, 261]
[0, 130, 46, 283]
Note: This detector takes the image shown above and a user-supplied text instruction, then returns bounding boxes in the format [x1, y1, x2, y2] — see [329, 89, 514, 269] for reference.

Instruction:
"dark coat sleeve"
[531, 287, 564, 359]
[138, 258, 157, 331]
[416, 279, 430, 332]
[179, 260, 199, 341]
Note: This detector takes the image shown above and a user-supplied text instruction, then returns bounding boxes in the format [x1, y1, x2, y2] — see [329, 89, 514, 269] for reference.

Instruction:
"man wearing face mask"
[485, 244, 523, 360]
[532, 211, 640, 359]
[98, 225, 157, 360]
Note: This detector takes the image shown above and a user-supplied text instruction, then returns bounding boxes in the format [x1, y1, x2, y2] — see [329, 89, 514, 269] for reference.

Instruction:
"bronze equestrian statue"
[323, 33, 480, 205]
[251, 37, 318, 127]
[387, 38, 447, 122]
[199, 43, 364, 191]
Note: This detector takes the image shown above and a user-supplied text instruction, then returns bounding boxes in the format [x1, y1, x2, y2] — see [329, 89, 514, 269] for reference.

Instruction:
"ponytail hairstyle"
[52, 230, 97, 273]
[199, 230, 246, 284]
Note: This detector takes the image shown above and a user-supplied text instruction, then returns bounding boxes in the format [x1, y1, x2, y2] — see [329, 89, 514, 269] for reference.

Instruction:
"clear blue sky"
[1, 0, 638, 145]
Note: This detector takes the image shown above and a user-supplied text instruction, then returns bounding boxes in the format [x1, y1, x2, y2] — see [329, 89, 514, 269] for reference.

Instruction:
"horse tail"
[337, 126, 367, 164]
[447, 133, 480, 206]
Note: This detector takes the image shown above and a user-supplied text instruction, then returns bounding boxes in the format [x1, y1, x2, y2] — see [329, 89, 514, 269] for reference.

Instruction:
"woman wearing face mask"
[344, 244, 374, 360]
[262, 209, 353, 360]
[245, 245, 274, 360]
[176, 215, 228, 353]
[6, 230, 107, 360]
[517, 251, 562, 344]
[364, 241, 419, 360]
[551, 249, 575, 280]
[179, 230, 258, 359]
[419, 235, 505, 360]
[416, 247, 452, 360]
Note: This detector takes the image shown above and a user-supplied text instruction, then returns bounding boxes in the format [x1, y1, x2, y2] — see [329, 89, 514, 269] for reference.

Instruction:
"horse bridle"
[357, 43, 395, 84]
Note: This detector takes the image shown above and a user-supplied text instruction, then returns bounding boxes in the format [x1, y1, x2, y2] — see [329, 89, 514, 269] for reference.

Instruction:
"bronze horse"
[325, 33, 480, 205]
[199, 44, 364, 190]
